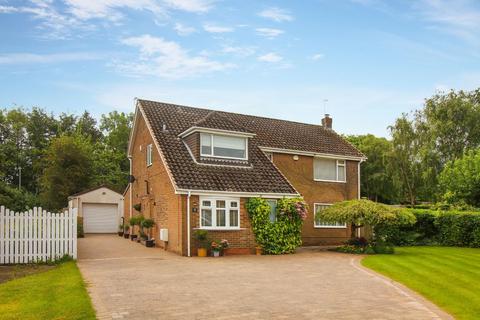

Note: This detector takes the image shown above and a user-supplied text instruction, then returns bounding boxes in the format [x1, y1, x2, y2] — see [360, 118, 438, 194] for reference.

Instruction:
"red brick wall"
[127, 114, 184, 255]
[183, 132, 200, 159]
[182, 195, 257, 256]
[272, 153, 359, 245]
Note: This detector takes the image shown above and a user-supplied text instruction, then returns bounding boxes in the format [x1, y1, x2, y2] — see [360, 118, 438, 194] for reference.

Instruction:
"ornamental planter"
[118, 231, 124, 237]
[255, 247, 263, 256]
[197, 248, 207, 257]
[130, 234, 138, 241]
[212, 250, 220, 257]
[145, 239, 155, 247]
[124, 233, 130, 239]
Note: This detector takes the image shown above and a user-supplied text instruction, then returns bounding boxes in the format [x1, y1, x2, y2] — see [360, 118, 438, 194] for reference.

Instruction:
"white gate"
[0, 206, 78, 264]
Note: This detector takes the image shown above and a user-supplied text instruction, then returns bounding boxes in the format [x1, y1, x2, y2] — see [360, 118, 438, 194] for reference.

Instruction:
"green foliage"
[345, 134, 398, 203]
[40, 135, 94, 211]
[0, 107, 133, 212]
[316, 199, 416, 241]
[246, 197, 306, 255]
[77, 217, 84, 238]
[141, 218, 155, 230]
[193, 229, 209, 248]
[133, 203, 141, 212]
[439, 149, 480, 207]
[387, 209, 480, 248]
[0, 181, 38, 211]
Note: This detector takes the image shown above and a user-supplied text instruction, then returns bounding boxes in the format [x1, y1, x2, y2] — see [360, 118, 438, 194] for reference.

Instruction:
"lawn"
[0, 261, 96, 320]
[362, 247, 480, 320]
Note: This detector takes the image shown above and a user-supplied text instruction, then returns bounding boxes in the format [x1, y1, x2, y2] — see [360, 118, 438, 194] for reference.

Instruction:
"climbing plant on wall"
[246, 197, 308, 254]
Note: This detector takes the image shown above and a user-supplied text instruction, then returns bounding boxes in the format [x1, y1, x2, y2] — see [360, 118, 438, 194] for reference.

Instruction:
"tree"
[439, 149, 480, 207]
[40, 135, 95, 211]
[76, 111, 103, 142]
[345, 134, 398, 203]
[388, 114, 424, 205]
[315, 199, 415, 240]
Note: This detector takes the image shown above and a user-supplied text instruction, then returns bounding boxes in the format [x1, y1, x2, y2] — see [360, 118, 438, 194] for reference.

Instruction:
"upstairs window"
[200, 133, 247, 160]
[146, 144, 153, 166]
[314, 158, 346, 182]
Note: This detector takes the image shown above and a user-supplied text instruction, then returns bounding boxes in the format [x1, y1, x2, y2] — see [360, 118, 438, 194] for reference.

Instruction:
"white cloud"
[311, 53, 325, 60]
[174, 22, 196, 36]
[117, 34, 234, 78]
[163, 0, 214, 13]
[414, 0, 480, 45]
[257, 52, 283, 63]
[0, 0, 215, 38]
[255, 27, 284, 38]
[222, 46, 256, 57]
[0, 52, 104, 64]
[203, 23, 233, 33]
[258, 7, 293, 22]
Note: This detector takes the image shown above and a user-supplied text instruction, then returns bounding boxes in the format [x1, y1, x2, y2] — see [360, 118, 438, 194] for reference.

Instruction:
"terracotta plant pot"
[197, 248, 207, 257]
[255, 247, 262, 256]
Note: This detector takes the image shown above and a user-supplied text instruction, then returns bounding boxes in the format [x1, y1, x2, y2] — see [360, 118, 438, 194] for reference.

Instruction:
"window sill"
[313, 179, 346, 184]
[194, 227, 245, 231]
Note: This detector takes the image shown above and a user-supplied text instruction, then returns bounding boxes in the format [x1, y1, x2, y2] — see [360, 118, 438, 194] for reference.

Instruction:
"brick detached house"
[124, 99, 366, 256]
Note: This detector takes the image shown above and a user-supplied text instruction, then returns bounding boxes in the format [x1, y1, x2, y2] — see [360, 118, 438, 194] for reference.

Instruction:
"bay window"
[314, 158, 346, 182]
[200, 133, 247, 160]
[200, 197, 240, 229]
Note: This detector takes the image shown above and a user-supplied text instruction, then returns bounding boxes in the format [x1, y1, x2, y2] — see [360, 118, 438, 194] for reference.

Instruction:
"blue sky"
[1, 0, 479, 137]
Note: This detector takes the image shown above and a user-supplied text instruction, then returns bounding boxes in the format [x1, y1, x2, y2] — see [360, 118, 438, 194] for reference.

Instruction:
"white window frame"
[199, 196, 241, 230]
[314, 203, 347, 228]
[146, 144, 153, 166]
[313, 158, 346, 183]
[200, 133, 248, 161]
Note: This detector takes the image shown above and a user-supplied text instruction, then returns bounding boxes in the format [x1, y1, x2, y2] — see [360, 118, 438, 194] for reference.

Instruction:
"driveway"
[77, 235, 451, 320]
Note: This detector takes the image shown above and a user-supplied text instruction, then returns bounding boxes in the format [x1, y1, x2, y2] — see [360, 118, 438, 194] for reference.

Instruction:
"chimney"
[321, 114, 332, 130]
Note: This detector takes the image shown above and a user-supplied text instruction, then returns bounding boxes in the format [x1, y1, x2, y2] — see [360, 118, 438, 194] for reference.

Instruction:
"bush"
[387, 209, 480, 248]
[246, 197, 307, 255]
[77, 217, 84, 238]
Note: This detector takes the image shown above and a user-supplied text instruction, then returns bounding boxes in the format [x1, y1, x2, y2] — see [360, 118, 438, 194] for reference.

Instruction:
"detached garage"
[68, 186, 124, 234]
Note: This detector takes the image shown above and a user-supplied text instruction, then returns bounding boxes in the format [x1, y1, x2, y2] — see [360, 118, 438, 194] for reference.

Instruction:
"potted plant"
[211, 241, 221, 257]
[193, 230, 208, 257]
[255, 246, 263, 256]
[136, 215, 145, 242]
[220, 239, 229, 256]
[129, 216, 139, 240]
[118, 224, 124, 237]
[141, 218, 155, 247]
[123, 224, 130, 238]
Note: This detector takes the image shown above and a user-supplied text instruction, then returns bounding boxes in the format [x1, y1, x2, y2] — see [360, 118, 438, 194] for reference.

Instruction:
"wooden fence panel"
[0, 207, 78, 264]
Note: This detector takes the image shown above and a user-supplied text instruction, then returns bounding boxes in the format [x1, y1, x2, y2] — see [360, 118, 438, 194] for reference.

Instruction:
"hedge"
[389, 209, 480, 247]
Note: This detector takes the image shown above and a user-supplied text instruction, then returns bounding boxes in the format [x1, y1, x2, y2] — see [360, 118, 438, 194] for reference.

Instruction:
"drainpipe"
[357, 159, 364, 237]
[187, 190, 191, 257]
[129, 157, 133, 219]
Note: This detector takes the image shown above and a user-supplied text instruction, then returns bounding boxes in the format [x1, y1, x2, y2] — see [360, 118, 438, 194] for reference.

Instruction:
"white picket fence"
[0, 206, 77, 264]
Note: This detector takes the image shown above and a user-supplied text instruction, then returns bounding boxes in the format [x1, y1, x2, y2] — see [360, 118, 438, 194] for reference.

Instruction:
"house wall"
[126, 114, 184, 255]
[271, 153, 359, 245]
[182, 195, 257, 256]
[183, 132, 200, 159]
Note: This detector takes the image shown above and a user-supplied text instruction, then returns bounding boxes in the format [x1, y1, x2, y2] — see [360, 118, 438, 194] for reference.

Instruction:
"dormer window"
[200, 133, 247, 160]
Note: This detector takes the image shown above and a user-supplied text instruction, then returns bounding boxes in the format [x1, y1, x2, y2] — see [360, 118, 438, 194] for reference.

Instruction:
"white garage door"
[83, 203, 118, 233]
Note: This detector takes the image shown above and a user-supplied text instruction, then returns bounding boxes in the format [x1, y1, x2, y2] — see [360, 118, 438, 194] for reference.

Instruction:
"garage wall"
[70, 187, 124, 229]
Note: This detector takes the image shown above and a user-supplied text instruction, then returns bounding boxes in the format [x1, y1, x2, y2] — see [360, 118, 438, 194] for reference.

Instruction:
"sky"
[0, 0, 479, 137]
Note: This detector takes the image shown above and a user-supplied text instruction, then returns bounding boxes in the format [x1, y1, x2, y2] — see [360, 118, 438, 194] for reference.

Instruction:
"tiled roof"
[138, 99, 364, 194]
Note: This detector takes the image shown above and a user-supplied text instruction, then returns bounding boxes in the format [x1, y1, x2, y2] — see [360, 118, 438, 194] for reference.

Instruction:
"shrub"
[246, 197, 307, 255]
[77, 217, 84, 238]
[435, 211, 480, 247]
[193, 229, 209, 248]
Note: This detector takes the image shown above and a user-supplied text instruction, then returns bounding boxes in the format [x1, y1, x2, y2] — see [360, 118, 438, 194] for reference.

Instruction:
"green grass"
[362, 247, 480, 320]
[0, 261, 96, 320]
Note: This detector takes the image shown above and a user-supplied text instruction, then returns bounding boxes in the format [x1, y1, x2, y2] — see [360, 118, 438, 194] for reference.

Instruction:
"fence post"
[0, 206, 4, 264]
[72, 208, 78, 259]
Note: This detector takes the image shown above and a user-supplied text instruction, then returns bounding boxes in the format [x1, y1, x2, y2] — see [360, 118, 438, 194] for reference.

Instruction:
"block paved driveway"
[78, 235, 452, 320]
